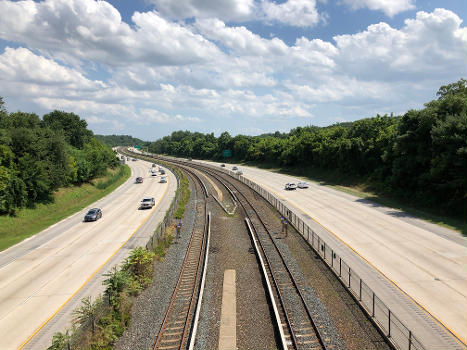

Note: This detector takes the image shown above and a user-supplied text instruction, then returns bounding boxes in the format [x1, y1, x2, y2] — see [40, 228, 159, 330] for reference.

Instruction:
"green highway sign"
[134, 145, 141, 149]
[222, 149, 232, 157]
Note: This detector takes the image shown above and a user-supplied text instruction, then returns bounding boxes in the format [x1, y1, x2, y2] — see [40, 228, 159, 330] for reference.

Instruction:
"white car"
[285, 183, 297, 190]
[236, 170, 243, 175]
[297, 182, 309, 189]
[159, 176, 167, 183]
[140, 197, 155, 209]
[151, 169, 157, 176]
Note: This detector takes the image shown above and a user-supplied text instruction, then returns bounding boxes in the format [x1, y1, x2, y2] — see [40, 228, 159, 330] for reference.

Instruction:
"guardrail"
[188, 159, 425, 350]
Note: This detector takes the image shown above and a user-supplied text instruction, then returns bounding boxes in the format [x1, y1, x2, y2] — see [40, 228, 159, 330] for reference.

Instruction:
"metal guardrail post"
[372, 292, 375, 317]
[388, 310, 391, 337]
[409, 330, 412, 350]
[359, 279, 362, 301]
[348, 267, 351, 288]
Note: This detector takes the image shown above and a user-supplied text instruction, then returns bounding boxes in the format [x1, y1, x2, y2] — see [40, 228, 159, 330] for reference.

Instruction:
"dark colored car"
[136, 177, 143, 183]
[84, 208, 102, 221]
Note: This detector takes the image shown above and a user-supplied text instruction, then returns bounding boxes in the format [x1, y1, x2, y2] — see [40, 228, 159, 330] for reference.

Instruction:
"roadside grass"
[241, 161, 467, 235]
[0, 165, 131, 252]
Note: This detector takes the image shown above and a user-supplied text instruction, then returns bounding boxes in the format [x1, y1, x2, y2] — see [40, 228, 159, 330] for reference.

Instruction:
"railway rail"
[152, 167, 210, 350]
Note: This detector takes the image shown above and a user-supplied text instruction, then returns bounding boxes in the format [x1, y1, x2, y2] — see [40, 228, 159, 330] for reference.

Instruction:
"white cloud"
[0, 0, 221, 67]
[0, 47, 104, 89]
[195, 18, 288, 56]
[333, 9, 467, 80]
[149, 0, 255, 22]
[341, 0, 415, 17]
[261, 0, 322, 27]
[150, 0, 323, 27]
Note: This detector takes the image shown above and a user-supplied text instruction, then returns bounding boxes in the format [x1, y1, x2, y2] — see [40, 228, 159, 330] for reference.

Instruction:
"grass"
[0, 165, 131, 252]
[240, 160, 467, 235]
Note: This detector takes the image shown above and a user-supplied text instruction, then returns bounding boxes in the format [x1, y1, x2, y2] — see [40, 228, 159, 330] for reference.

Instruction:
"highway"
[0, 157, 173, 350]
[196, 159, 467, 346]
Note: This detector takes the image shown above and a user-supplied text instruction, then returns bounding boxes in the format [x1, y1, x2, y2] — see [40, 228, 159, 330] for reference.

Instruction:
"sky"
[0, 0, 465, 141]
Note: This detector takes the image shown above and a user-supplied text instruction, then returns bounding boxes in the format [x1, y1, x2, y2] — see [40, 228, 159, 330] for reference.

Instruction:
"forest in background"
[146, 79, 466, 218]
[0, 103, 119, 215]
[95, 134, 148, 148]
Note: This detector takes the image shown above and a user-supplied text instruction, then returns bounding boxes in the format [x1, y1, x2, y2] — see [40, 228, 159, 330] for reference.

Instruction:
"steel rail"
[152, 168, 208, 350]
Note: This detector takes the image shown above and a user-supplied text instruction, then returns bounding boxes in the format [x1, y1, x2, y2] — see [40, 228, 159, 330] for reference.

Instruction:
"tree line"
[0, 101, 119, 214]
[147, 79, 466, 217]
[95, 134, 148, 148]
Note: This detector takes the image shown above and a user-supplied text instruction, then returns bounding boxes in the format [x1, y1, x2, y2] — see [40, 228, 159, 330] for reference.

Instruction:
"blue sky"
[0, 0, 465, 141]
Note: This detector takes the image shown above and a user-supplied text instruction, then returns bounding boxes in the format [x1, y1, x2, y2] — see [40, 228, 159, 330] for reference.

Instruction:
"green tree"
[42, 110, 93, 149]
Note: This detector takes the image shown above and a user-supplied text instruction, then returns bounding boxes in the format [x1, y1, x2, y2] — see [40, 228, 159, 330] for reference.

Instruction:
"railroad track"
[152, 168, 210, 350]
[124, 150, 329, 350]
[159, 157, 329, 350]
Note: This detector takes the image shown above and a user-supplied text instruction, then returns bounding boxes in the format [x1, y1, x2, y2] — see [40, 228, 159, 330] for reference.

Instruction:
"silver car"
[285, 183, 297, 190]
[297, 182, 309, 189]
[140, 197, 155, 209]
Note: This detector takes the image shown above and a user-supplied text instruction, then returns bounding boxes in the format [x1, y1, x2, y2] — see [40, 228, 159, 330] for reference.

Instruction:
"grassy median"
[0, 165, 131, 252]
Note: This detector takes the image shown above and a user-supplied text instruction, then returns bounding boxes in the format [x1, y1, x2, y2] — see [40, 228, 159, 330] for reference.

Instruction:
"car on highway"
[151, 169, 157, 176]
[160, 169, 165, 175]
[297, 182, 309, 189]
[220, 164, 225, 167]
[140, 197, 155, 209]
[236, 170, 243, 175]
[285, 183, 297, 190]
[136, 177, 143, 183]
[232, 166, 238, 171]
[132, 158, 137, 161]
[84, 208, 102, 221]
[152, 163, 156, 167]
[159, 176, 167, 183]
[188, 157, 192, 161]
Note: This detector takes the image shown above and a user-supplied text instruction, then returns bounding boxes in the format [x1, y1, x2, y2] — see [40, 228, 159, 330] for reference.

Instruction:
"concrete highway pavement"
[0, 157, 174, 349]
[196, 159, 467, 347]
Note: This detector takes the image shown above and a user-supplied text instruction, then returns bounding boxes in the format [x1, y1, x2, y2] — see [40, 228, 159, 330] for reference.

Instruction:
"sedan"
[140, 197, 155, 209]
[285, 183, 297, 190]
[232, 166, 238, 171]
[297, 182, 309, 189]
[84, 208, 102, 221]
[136, 177, 143, 183]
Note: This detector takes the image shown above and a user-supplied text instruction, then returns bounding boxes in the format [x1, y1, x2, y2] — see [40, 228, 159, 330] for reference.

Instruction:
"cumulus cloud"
[261, 0, 322, 27]
[0, 47, 104, 89]
[148, 0, 255, 22]
[341, 0, 415, 17]
[0, 0, 221, 67]
[150, 0, 323, 27]
[195, 18, 288, 56]
[333, 9, 467, 80]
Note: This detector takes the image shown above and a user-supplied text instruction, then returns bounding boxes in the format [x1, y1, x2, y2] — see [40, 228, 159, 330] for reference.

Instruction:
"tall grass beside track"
[0, 165, 131, 252]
